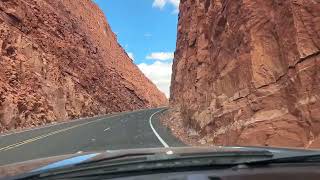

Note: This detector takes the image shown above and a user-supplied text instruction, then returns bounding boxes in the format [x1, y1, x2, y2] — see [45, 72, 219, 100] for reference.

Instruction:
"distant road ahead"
[0, 108, 184, 166]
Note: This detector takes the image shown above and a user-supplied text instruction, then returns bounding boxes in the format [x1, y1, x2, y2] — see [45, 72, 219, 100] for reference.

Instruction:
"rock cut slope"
[170, 0, 320, 147]
[0, 0, 167, 132]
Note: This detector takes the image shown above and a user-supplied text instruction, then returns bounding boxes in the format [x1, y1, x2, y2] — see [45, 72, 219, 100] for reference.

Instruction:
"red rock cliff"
[170, 0, 320, 147]
[0, 0, 167, 132]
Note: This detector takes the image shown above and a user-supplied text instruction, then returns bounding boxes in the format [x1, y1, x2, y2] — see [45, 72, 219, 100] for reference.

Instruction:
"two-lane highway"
[0, 108, 184, 166]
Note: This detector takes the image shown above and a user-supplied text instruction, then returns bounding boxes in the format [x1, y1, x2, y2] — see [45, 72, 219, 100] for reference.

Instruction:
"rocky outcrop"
[170, 0, 320, 147]
[0, 0, 167, 132]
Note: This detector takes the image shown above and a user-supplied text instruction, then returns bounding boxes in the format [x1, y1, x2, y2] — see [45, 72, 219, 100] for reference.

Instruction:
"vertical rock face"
[0, 0, 167, 132]
[170, 0, 320, 147]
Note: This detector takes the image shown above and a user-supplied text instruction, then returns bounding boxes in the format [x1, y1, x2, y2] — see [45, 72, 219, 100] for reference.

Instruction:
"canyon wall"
[0, 0, 167, 132]
[170, 0, 320, 147]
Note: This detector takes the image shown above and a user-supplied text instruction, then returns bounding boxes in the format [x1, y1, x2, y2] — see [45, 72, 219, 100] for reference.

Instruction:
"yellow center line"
[0, 115, 118, 152]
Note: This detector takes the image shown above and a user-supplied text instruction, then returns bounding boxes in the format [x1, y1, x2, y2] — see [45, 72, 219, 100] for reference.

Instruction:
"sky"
[94, 0, 180, 97]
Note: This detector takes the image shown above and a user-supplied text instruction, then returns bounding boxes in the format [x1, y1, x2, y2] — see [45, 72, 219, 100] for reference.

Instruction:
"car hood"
[0, 146, 318, 178]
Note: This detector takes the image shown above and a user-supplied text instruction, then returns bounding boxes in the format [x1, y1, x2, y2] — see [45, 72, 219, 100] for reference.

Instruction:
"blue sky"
[94, 0, 180, 97]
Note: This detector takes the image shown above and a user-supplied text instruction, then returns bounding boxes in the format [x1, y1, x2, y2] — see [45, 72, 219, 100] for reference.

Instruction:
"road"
[0, 108, 184, 166]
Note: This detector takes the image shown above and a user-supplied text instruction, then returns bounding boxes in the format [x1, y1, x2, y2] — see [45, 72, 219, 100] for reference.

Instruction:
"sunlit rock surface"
[170, 0, 320, 147]
[0, 0, 167, 132]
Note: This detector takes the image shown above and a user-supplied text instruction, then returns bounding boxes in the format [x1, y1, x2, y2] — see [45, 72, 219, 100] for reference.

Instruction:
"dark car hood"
[0, 146, 319, 178]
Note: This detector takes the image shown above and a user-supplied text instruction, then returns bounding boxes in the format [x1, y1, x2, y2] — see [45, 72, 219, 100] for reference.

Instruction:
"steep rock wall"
[170, 0, 320, 147]
[0, 0, 167, 132]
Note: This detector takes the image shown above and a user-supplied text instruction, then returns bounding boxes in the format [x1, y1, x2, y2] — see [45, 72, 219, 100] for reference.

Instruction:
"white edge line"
[0, 116, 113, 152]
[0, 108, 169, 151]
[0, 114, 109, 137]
[1, 107, 167, 137]
[149, 109, 169, 148]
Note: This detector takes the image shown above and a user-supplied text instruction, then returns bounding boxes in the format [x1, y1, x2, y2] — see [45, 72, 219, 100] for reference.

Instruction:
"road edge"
[1, 107, 168, 137]
[149, 109, 169, 148]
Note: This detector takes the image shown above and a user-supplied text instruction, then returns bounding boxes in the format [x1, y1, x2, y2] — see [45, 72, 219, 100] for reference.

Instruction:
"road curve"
[0, 108, 184, 166]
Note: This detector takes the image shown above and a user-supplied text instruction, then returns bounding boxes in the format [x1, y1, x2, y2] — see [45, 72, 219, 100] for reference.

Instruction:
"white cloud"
[152, 0, 180, 13]
[127, 52, 134, 60]
[152, 0, 167, 9]
[172, 9, 179, 14]
[169, 0, 180, 9]
[144, 33, 152, 38]
[146, 52, 174, 61]
[138, 61, 172, 97]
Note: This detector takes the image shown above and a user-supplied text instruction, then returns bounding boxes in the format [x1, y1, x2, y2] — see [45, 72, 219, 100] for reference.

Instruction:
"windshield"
[0, 0, 319, 172]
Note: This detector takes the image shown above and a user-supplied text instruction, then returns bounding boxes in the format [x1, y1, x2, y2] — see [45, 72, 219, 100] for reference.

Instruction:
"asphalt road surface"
[0, 108, 184, 166]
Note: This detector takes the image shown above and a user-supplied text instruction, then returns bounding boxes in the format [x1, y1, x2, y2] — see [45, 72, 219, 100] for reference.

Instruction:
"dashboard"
[112, 163, 320, 180]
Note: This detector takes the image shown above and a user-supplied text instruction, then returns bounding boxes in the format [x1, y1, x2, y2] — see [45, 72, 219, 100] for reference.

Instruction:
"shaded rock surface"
[170, 0, 320, 148]
[0, 0, 167, 132]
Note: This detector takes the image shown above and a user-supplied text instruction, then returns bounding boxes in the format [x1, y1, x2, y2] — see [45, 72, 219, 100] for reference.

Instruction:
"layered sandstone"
[170, 0, 320, 147]
[0, 0, 167, 132]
